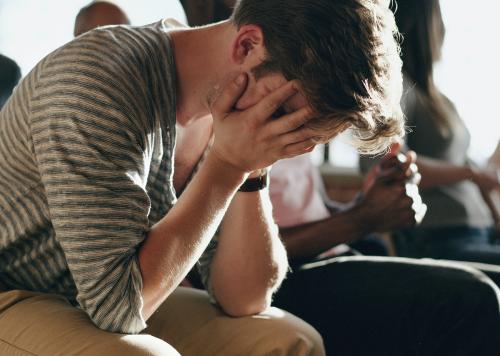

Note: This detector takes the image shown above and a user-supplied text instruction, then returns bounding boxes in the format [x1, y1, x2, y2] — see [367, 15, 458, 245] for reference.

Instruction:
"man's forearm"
[211, 187, 288, 316]
[280, 206, 368, 261]
[138, 152, 246, 320]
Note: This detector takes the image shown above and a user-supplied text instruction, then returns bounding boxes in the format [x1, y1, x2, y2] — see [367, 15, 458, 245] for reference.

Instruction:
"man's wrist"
[238, 173, 269, 192]
[350, 202, 375, 235]
[206, 150, 248, 187]
[248, 168, 269, 179]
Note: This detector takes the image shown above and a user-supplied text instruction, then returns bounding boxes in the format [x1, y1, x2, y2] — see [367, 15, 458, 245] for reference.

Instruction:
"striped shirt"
[0, 20, 215, 334]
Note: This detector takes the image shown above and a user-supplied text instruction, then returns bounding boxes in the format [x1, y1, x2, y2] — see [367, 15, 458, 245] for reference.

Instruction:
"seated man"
[0, 0, 405, 355]
[1, 1, 500, 356]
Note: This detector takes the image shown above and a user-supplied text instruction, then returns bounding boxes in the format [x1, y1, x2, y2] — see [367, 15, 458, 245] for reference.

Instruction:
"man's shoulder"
[30, 21, 173, 96]
[69, 21, 171, 64]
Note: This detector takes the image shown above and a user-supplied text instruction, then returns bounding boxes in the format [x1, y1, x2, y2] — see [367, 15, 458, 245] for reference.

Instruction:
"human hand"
[362, 142, 420, 194]
[471, 167, 500, 192]
[358, 174, 427, 233]
[359, 142, 426, 233]
[210, 73, 317, 173]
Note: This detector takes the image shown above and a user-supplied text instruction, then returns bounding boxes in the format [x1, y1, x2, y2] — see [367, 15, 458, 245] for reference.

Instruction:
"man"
[0, 0, 402, 354]
[0, 1, 499, 356]
[74, 1, 130, 37]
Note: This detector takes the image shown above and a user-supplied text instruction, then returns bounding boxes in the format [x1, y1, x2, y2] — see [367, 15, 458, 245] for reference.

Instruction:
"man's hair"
[231, 0, 404, 154]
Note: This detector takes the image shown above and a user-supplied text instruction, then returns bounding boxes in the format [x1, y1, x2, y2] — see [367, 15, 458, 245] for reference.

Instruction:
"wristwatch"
[238, 169, 269, 192]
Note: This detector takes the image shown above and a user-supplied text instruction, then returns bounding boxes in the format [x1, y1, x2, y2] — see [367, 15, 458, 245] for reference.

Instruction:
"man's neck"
[169, 20, 235, 127]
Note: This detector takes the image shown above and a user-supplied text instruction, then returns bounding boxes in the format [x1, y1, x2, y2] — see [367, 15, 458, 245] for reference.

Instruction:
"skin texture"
[138, 21, 346, 320]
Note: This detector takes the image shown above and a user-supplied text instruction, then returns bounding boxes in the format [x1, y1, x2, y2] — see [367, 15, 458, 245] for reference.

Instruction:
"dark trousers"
[272, 256, 500, 356]
[395, 226, 500, 264]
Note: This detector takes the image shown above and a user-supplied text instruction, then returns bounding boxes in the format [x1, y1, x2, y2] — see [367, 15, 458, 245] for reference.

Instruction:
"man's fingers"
[281, 138, 316, 158]
[211, 73, 248, 118]
[267, 106, 316, 134]
[409, 172, 422, 185]
[377, 166, 404, 184]
[250, 81, 298, 122]
[414, 203, 427, 225]
[406, 150, 417, 163]
[278, 127, 317, 146]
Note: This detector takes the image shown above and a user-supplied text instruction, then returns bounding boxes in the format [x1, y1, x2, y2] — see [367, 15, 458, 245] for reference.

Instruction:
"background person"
[74, 0, 130, 37]
[361, 0, 500, 264]
[0, 54, 21, 109]
[270, 146, 425, 262]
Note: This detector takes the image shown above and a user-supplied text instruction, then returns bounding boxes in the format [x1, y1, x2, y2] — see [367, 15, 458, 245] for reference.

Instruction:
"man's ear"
[231, 24, 265, 66]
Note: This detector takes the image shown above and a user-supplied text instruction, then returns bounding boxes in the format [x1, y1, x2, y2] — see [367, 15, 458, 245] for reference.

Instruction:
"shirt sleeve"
[29, 42, 153, 334]
[269, 154, 330, 228]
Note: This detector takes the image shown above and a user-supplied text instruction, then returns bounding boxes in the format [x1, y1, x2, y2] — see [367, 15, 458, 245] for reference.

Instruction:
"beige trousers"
[0, 287, 325, 356]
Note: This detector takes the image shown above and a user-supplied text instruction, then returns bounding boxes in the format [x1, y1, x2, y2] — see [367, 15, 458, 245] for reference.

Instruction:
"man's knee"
[93, 334, 180, 356]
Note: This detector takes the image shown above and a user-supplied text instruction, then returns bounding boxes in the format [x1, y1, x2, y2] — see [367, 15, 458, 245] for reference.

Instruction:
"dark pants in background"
[395, 226, 500, 264]
[273, 255, 500, 356]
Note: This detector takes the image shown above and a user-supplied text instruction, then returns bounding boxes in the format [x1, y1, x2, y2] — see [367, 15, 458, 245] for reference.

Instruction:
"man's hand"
[210, 73, 318, 173]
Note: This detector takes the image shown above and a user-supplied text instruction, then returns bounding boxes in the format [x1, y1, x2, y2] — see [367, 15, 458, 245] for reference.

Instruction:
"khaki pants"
[0, 287, 324, 356]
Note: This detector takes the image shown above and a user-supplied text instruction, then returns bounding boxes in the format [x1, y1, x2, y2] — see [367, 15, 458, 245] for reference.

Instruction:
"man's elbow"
[219, 295, 271, 317]
[217, 269, 285, 317]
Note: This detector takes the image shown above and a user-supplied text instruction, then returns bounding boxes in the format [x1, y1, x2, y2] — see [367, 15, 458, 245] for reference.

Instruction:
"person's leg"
[0, 290, 179, 356]
[273, 255, 500, 356]
[145, 287, 325, 356]
[447, 259, 500, 287]
[396, 226, 500, 264]
[348, 233, 389, 256]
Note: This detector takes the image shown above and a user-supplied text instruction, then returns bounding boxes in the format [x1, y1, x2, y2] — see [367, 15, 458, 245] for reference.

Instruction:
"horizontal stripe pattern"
[0, 22, 193, 333]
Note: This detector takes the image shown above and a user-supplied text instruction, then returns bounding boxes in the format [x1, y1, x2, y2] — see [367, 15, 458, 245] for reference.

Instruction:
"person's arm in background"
[413, 155, 500, 233]
[413, 155, 500, 192]
[280, 151, 426, 261]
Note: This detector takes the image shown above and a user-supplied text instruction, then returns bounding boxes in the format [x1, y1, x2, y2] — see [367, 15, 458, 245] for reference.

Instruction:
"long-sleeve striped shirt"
[0, 20, 215, 334]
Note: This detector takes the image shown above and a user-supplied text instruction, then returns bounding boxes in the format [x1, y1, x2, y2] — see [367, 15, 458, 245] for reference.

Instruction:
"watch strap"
[238, 173, 269, 192]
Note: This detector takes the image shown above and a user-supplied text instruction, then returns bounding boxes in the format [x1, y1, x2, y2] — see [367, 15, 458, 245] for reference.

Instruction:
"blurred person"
[362, 0, 500, 264]
[486, 141, 500, 237]
[180, 0, 234, 26]
[0, 54, 21, 109]
[270, 146, 425, 262]
[74, 0, 130, 37]
[0, 0, 417, 355]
